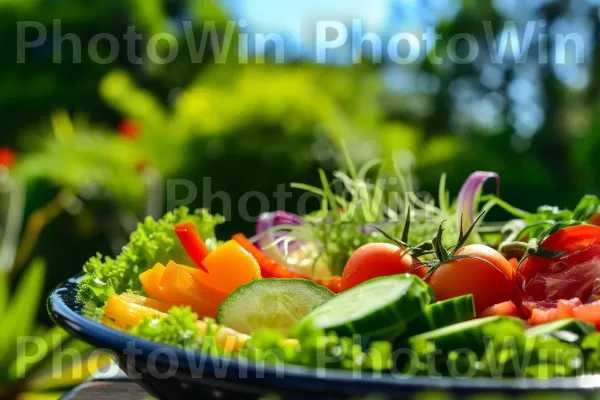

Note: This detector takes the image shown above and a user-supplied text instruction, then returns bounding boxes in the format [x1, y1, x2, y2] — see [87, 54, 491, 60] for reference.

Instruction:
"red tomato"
[426, 244, 517, 315]
[517, 225, 600, 304]
[573, 301, 600, 328]
[341, 243, 422, 291]
[556, 298, 582, 319]
[529, 307, 559, 326]
[481, 300, 522, 318]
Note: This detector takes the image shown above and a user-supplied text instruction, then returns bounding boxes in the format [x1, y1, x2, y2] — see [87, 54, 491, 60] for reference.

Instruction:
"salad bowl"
[49, 275, 600, 400]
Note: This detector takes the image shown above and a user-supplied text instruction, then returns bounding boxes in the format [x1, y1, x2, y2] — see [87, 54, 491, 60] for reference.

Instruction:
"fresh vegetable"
[256, 157, 459, 278]
[131, 305, 392, 372]
[198, 240, 261, 292]
[518, 225, 600, 307]
[528, 298, 584, 325]
[340, 243, 423, 291]
[424, 234, 517, 315]
[409, 316, 587, 378]
[480, 300, 522, 318]
[132, 307, 250, 353]
[138, 262, 166, 299]
[80, 166, 600, 379]
[80, 207, 223, 305]
[526, 318, 595, 338]
[557, 298, 583, 319]
[155, 261, 221, 318]
[456, 171, 499, 244]
[232, 233, 342, 292]
[104, 294, 170, 329]
[217, 278, 334, 334]
[174, 221, 211, 271]
[409, 316, 523, 354]
[298, 274, 431, 340]
[401, 294, 475, 339]
[574, 300, 600, 329]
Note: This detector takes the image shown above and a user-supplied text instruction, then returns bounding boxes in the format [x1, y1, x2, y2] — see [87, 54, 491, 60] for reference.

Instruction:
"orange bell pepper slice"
[158, 261, 220, 318]
[139, 263, 166, 299]
[104, 294, 168, 329]
[199, 240, 261, 293]
[232, 233, 341, 293]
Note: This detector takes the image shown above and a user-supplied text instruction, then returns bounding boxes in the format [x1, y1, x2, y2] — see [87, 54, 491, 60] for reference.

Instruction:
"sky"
[224, 0, 390, 54]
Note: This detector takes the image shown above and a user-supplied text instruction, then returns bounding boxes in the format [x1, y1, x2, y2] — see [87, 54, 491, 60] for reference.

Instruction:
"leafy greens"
[79, 207, 224, 305]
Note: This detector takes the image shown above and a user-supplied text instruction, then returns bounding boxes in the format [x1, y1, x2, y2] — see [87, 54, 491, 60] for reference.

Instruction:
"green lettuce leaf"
[79, 207, 224, 305]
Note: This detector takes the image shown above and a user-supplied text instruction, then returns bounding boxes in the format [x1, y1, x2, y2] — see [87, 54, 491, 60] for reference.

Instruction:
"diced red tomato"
[481, 300, 522, 318]
[556, 298, 583, 319]
[529, 307, 560, 326]
[573, 300, 600, 328]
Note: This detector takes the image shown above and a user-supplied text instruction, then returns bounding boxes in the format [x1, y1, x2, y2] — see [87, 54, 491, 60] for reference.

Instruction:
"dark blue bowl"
[49, 275, 600, 400]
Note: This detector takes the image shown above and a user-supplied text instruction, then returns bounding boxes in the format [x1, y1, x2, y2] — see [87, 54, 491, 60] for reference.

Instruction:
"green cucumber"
[401, 294, 475, 339]
[297, 274, 432, 340]
[217, 278, 334, 335]
[409, 316, 524, 354]
[526, 318, 595, 338]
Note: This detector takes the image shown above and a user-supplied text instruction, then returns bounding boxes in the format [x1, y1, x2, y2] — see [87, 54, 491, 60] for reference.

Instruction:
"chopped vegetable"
[80, 166, 600, 379]
[217, 278, 334, 334]
[132, 307, 250, 353]
[156, 261, 221, 318]
[573, 300, 600, 329]
[80, 207, 223, 305]
[232, 233, 342, 292]
[480, 300, 522, 318]
[138, 263, 166, 299]
[401, 294, 475, 339]
[298, 274, 431, 340]
[174, 221, 211, 271]
[526, 318, 595, 338]
[199, 240, 261, 292]
[104, 294, 170, 329]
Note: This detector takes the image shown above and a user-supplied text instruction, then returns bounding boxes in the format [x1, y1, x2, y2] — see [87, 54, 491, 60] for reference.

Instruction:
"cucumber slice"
[409, 316, 524, 354]
[402, 294, 475, 339]
[217, 278, 334, 335]
[297, 274, 432, 340]
[526, 318, 595, 338]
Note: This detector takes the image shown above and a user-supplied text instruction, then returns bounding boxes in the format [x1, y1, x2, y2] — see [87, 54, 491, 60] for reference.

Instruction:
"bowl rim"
[48, 274, 600, 393]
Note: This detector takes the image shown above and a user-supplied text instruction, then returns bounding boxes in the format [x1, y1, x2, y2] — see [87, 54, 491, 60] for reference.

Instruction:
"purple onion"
[254, 211, 305, 251]
[456, 171, 499, 239]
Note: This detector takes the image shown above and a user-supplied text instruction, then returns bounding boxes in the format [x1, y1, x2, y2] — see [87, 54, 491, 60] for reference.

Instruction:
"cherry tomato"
[517, 225, 600, 305]
[341, 243, 422, 291]
[426, 244, 517, 315]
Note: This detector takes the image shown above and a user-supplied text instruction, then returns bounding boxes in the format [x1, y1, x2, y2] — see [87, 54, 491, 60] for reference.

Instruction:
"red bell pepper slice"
[174, 221, 211, 272]
[232, 233, 341, 293]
